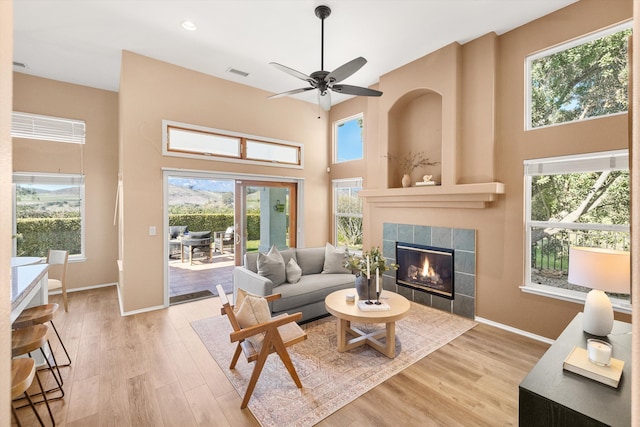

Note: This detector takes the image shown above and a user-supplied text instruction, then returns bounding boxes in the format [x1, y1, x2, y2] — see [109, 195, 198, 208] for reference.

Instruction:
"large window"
[13, 173, 85, 259]
[333, 178, 363, 252]
[334, 114, 364, 163]
[526, 22, 631, 130]
[523, 150, 630, 308]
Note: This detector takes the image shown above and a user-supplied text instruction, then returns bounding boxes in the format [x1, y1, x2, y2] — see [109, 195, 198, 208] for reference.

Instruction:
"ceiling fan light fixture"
[181, 20, 197, 31]
[268, 4, 382, 110]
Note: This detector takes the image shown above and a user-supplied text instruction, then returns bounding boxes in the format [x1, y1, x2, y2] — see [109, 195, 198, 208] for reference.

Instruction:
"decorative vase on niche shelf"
[355, 274, 369, 300]
[402, 174, 411, 188]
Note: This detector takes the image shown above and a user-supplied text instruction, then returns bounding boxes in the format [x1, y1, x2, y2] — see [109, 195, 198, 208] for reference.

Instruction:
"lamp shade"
[568, 246, 630, 294]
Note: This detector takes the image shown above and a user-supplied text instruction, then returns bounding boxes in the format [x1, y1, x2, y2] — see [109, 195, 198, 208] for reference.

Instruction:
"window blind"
[11, 112, 86, 144]
[524, 150, 628, 176]
[13, 172, 85, 186]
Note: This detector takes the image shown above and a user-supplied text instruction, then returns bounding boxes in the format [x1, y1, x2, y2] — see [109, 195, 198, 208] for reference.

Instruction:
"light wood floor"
[12, 285, 549, 426]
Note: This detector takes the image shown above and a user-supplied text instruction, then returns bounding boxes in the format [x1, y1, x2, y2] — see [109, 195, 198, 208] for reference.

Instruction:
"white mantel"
[360, 182, 504, 209]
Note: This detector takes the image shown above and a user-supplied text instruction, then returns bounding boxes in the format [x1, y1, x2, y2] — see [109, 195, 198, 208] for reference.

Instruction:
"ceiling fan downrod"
[315, 5, 331, 71]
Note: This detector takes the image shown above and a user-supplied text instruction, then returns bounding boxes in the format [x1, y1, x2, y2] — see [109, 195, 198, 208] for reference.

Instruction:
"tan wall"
[0, 0, 13, 422]
[333, 0, 632, 339]
[118, 51, 330, 312]
[12, 74, 120, 291]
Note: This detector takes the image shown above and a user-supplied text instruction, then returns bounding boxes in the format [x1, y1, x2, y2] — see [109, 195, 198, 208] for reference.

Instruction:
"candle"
[366, 256, 370, 278]
[587, 339, 612, 366]
[376, 268, 379, 293]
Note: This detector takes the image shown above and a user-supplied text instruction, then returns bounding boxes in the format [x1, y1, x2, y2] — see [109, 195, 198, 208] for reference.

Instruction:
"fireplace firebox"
[395, 242, 454, 299]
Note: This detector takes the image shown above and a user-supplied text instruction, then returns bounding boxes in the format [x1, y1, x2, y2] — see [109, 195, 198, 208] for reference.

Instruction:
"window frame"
[162, 120, 303, 169]
[13, 172, 86, 261]
[525, 21, 632, 131]
[333, 177, 363, 252]
[522, 150, 630, 313]
[333, 113, 364, 164]
[11, 111, 86, 144]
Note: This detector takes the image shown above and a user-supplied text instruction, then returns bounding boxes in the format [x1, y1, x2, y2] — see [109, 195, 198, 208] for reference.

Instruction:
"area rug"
[191, 302, 476, 427]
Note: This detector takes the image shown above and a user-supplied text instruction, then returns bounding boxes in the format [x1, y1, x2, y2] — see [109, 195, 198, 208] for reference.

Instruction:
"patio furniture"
[181, 231, 212, 265]
[214, 226, 235, 254]
[169, 225, 188, 259]
[216, 284, 307, 409]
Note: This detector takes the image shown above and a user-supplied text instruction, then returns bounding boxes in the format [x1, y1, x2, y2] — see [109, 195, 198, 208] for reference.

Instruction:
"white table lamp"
[568, 246, 630, 336]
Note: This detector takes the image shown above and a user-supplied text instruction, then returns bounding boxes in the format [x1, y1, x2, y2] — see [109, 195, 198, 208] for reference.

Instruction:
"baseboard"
[114, 284, 165, 316]
[49, 282, 117, 294]
[474, 316, 555, 345]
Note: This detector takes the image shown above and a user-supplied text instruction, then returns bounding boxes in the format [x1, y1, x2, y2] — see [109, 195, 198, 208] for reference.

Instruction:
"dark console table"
[519, 313, 631, 426]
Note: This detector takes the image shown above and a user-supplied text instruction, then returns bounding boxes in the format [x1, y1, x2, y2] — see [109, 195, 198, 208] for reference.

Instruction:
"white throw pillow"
[322, 242, 351, 274]
[286, 258, 302, 283]
[234, 293, 272, 349]
[257, 245, 286, 286]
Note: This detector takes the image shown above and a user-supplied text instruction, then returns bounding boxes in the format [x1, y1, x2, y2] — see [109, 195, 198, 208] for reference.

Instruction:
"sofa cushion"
[169, 225, 188, 239]
[257, 246, 286, 286]
[322, 242, 351, 274]
[295, 247, 326, 275]
[189, 231, 211, 239]
[270, 273, 355, 313]
[245, 248, 297, 273]
[286, 258, 302, 284]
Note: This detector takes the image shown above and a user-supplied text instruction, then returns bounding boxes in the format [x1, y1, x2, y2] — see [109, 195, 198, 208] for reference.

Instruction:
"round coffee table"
[325, 288, 411, 358]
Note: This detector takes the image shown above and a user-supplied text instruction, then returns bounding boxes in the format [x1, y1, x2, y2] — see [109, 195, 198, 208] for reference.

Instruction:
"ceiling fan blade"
[269, 62, 314, 83]
[325, 57, 367, 83]
[268, 87, 314, 99]
[331, 84, 383, 97]
[318, 90, 331, 111]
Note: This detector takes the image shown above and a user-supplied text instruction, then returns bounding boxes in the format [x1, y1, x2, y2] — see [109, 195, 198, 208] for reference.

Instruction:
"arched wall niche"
[387, 88, 443, 188]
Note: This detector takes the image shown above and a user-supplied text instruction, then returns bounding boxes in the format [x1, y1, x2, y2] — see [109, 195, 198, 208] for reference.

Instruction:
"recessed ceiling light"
[181, 20, 197, 31]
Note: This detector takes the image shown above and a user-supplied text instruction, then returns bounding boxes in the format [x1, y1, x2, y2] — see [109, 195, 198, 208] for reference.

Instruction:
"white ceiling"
[13, 0, 577, 108]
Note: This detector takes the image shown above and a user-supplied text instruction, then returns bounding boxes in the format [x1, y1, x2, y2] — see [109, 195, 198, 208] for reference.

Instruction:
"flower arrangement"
[344, 246, 398, 278]
[387, 151, 439, 175]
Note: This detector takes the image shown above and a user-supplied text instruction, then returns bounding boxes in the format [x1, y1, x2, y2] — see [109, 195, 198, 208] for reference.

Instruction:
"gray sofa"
[232, 246, 356, 322]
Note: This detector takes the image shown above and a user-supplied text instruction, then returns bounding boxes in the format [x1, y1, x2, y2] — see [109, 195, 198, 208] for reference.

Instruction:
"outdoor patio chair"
[181, 231, 212, 265]
[216, 284, 306, 409]
[168, 225, 188, 259]
[214, 226, 235, 254]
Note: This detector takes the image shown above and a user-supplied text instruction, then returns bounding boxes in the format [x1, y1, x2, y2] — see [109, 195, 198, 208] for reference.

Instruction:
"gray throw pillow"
[322, 242, 351, 274]
[257, 245, 286, 286]
[286, 258, 302, 283]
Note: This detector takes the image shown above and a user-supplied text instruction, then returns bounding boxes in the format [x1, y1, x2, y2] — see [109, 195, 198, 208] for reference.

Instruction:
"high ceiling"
[13, 0, 577, 108]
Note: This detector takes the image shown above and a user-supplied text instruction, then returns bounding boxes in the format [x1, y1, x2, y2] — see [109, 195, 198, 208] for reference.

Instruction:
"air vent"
[226, 67, 249, 78]
[13, 61, 28, 69]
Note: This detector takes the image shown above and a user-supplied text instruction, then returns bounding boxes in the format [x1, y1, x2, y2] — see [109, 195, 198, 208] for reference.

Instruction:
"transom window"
[523, 150, 630, 309]
[163, 120, 302, 168]
[334, 114, 364, 163]
[526, 22, 631, 130]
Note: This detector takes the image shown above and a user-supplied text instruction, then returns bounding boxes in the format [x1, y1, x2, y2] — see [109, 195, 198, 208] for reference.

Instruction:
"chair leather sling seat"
[13, 303, 71, 367]
[11, 358, 55, 426]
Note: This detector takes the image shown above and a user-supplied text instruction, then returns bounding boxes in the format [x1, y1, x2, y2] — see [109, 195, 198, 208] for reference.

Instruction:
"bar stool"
[12, 324, 64, 401]
[11, 358, 55, 426]
[13, 303, 71, 367]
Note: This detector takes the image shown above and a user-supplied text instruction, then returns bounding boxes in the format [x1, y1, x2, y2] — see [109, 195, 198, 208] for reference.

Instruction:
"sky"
[336, 118, 363, 163]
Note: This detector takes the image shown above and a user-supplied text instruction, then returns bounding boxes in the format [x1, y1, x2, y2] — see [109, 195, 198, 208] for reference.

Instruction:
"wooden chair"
[216, 284, 307, 409]
[47, 249, 69, 312]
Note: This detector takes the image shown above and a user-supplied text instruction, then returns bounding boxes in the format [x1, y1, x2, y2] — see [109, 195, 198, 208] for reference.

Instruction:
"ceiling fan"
[268, 5, 383, 111]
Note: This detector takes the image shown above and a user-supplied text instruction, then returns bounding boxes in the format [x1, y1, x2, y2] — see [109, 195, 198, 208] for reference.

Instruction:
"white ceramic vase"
[401, 174, 411, 187]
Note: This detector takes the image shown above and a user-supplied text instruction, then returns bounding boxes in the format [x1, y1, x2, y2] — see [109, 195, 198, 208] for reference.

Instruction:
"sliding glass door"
[234, 180, 297, 265]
